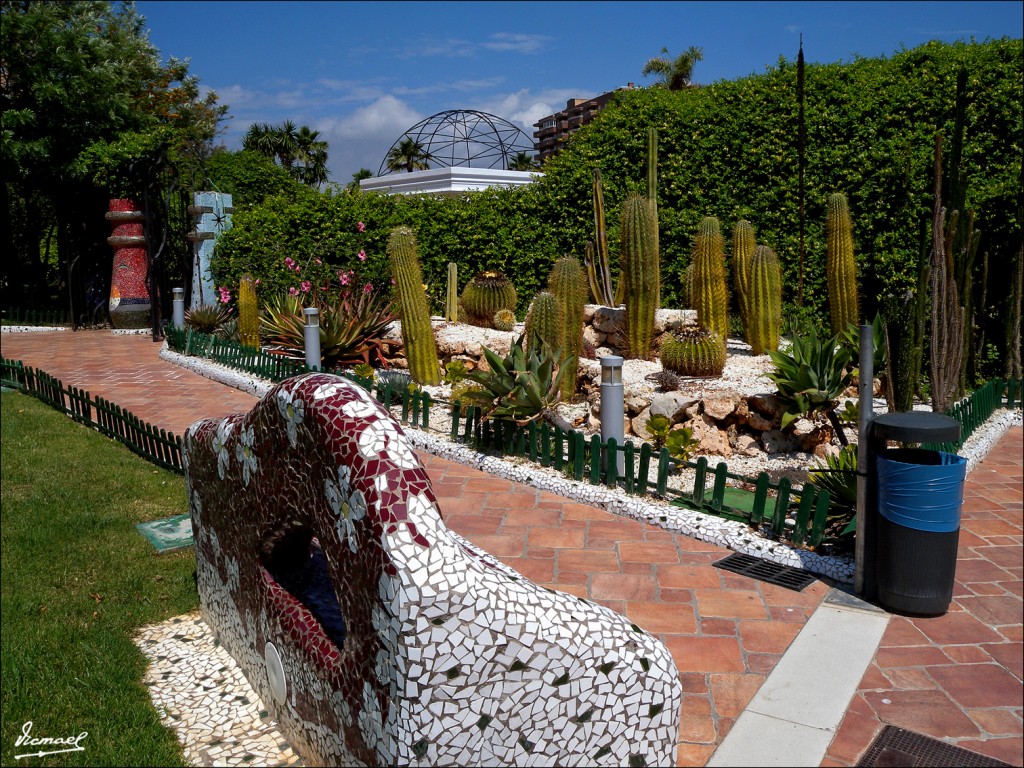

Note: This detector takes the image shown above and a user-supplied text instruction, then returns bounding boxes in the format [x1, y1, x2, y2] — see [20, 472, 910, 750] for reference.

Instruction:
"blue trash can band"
[876, 448, 967, 533]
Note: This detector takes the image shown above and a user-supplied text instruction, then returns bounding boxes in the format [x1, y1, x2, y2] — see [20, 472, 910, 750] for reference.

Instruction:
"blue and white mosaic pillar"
[188, 192, 233, 309]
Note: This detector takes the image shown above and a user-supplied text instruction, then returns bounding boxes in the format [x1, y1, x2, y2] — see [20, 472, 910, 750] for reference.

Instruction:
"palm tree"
[508, 151, 538, 171]
[242, 121, 328, 186]
[642, 46, 704, 90]
[293, 125, 329, 186]
[347, 168, 373, 193]
[385, 138, 432, 173]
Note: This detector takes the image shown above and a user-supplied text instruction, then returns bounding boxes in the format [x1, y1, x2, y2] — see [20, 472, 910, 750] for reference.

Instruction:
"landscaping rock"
[649, 391, 699, 423]
[735, 433, 762, 457]
[592, 306, 624, 334]
[703, 394, 739, 423]
[689, 413, 732, 457]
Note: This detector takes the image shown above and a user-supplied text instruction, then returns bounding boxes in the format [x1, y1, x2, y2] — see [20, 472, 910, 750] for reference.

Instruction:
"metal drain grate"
[857, 726, 1012, 767]
[712, 552, 817, 591]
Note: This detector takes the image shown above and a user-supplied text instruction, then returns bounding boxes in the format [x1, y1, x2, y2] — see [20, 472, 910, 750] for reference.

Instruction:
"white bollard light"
[303, 307, 321, 370]
[172, 287, 185, 328]
[600, 355, 625, 476]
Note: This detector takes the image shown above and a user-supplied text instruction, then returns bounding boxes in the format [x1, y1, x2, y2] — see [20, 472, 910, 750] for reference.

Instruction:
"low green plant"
[262, 286, 395, 369]
[666, 426, 700, 462]
[443, 360, 469, 384]
[353, 362, 375, 379]
[463, 334, 572, 430]
[838, 312, 886, 378]
[646, 414, 673, 449]
[765, 326, 853, 441]
[492, 308, 517, 332]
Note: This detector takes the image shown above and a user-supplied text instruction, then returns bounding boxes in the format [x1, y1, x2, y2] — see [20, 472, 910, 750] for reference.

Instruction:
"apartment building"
[533, 83, 636, 162]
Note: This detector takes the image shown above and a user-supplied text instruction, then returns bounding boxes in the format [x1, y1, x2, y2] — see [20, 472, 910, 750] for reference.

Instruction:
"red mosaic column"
[105, 198, 151, 328]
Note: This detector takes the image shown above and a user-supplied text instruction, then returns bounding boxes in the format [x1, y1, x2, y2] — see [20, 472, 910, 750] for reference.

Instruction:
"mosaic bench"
[184, 372, 682, 766]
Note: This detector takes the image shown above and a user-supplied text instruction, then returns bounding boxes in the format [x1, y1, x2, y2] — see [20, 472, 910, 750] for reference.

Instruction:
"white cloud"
[480, 33, 551, 54]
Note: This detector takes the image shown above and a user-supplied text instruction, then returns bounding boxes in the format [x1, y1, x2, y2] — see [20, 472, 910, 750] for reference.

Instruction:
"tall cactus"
[620, 194, 660, 359]
[387, 226, 440, 385]
[691, 216, 729, 341]
[445, 262, 458, 322]
[237, 273, 259, 349]
[732, 220, 756, 334]
[460, 271, 517, 328]
[548, 256, 587, 399]
[584, 168, 616, 307]
[524, 291, 564, 356]
[826, 192, 859, 334]
[746, 245, 782, 355]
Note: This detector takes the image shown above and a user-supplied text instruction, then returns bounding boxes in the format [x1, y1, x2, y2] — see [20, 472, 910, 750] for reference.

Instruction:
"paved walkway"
[2, 328, 1021, 767]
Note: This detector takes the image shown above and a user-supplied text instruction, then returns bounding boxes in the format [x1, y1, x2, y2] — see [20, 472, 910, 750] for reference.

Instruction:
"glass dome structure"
[377, 110, 534, 176]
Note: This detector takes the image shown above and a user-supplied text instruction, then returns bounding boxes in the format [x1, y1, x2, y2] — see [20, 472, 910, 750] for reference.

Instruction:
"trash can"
[869, 412, 965, 615]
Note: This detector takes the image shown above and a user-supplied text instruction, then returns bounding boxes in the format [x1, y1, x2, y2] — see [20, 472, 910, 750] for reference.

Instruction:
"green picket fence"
[1, 357, 184, 474]
[448, 401, 833, 549]
[2, 307, 71, 326]
[923, 377, 1023, 452]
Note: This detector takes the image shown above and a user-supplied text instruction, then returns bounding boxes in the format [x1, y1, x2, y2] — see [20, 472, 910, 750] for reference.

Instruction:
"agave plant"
[807, 444, 858, 546]
[765, 325, 853, 443]
[262, 289, 395, 369]
[463, 334, 573, 430]
[184, 303, 231, 334]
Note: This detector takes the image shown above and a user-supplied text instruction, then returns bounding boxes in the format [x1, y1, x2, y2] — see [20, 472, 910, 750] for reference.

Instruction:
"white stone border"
[160, 341, 1022, 586]
[1, 325, 69, 333]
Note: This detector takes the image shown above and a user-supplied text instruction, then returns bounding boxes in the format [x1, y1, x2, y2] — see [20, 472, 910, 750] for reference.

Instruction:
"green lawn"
[1, 391, 197, 767]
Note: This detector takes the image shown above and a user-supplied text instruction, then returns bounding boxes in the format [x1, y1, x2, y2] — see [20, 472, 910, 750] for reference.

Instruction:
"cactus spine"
[445, 262, 458, 322]
[691, 216, 729, 340]
[492, 308, 516, 332]
[387, 226, 440, 385]
[548, 256, 587, 398]
[661, 327, 726, 377]
[826, 192, 859, 334]
[746, 245, 782, 354]
[620, 194, 660, 359]
[460, 271, 517, 328]
[732, 220, 756, 334]
[237, 273, 259, 349]
[524, 291, 564, 356]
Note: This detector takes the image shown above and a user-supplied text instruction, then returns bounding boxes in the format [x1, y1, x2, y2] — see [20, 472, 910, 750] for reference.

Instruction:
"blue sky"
[134, 1, 1023, 185]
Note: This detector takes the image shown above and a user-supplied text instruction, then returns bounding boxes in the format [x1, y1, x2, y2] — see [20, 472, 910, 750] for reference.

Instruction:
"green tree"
[1, 0, 225, 315]
[385, 138, 433, 173]
[641, 46, 704, 90]
[508, 151, 538, 171]
[242, 120, 329, 186]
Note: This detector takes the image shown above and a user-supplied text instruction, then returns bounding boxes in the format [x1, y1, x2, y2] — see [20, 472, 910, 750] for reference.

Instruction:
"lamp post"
[303, 307, 321, 370]
[600, 355, 625, 476]
[172, 287, 185, 328]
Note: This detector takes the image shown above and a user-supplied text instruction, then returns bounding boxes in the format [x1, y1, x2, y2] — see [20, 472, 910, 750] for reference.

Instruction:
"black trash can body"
[875, 448, 967, 615]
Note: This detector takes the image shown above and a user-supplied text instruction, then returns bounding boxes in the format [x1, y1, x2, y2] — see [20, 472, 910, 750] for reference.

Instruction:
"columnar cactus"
[460, 271, 517, 328]
[584, 168, 616, 307]
[691, 216, 729, 341]
[446, 262, 458, 322]
[746, 245, 782, 355]
[237, 273, 260, 349]
[732, 220, 756, 333]
[524, 291, 564, 356]
[660, 327, 727, 377]
[620, 194, 660, 359]
[387, 226, 440, 385]
[826, 192, 859, 334]
[492, 308, 516, 332]
[548, 256, 587, 398]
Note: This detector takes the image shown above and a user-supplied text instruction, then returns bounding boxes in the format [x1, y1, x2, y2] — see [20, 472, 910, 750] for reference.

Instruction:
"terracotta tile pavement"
[3, 330, 1021, 766]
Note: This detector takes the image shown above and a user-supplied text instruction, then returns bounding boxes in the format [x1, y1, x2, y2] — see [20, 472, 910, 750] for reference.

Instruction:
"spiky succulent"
[492, 308, 517, 332]
[461, 271, 517, 328]
[184, 303, 231, 333]
[660, 326, 726, 377]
